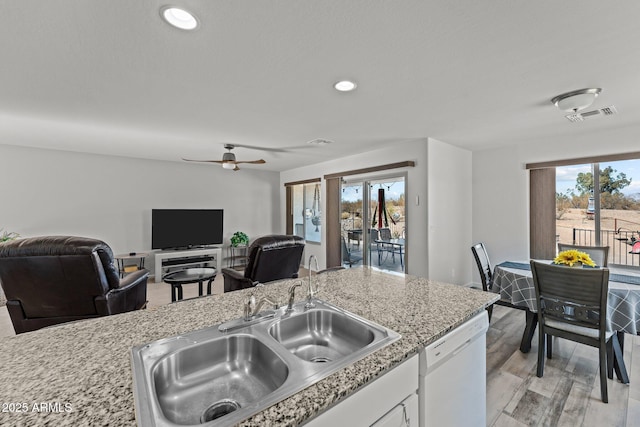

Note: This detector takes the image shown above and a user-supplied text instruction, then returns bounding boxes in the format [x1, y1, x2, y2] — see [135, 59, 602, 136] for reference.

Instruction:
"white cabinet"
[154, 247, 222, 280]
[305, 355, 419, 427]
[372, 393, 418, 427]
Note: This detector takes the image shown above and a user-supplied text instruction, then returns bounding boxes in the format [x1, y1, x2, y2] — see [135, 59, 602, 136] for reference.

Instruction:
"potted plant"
[230, 231, 249, 247]
[0, 229, 20, 243]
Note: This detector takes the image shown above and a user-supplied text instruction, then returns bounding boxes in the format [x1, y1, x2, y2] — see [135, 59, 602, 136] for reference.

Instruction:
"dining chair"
[556, 243, 609, 267]
[471, 242, 525, 321]
[530, 260, 627, 403]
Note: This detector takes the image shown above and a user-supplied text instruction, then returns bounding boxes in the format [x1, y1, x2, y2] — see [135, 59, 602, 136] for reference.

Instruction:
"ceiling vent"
[565, 105, 618, 123]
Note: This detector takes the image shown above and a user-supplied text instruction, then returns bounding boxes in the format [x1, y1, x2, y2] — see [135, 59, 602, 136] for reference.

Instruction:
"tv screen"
[152, 209, 224, 250]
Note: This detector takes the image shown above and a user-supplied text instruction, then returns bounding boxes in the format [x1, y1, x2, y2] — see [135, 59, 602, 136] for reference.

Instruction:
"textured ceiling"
[1, 1, 639, 171]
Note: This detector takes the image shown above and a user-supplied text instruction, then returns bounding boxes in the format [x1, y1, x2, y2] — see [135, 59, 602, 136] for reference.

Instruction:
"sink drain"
[201, 399, 241, 423]
[309, 356, 333, 363]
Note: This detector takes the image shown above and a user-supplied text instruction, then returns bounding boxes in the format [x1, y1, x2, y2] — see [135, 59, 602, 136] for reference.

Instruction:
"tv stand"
[154, 247, 222, 281]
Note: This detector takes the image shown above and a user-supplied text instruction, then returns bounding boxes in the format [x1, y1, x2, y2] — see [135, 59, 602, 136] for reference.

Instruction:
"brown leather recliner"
[222, 235, 305, 292]
[0, 236, 148, 334]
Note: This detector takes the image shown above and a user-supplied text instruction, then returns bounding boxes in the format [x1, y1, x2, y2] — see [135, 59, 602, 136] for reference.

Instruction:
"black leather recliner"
[0, 236, 148, 334]
[222, 234, 305, 292]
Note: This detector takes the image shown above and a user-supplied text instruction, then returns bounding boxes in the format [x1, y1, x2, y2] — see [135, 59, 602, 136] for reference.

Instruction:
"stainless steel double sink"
[131, 298, 400, 426]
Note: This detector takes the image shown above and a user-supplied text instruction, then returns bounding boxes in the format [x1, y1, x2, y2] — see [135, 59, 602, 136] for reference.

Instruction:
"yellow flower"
[553, 249, 596, 267]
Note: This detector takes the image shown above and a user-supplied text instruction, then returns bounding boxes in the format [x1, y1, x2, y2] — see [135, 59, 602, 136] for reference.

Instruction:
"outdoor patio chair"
[342, 237, 362, 267]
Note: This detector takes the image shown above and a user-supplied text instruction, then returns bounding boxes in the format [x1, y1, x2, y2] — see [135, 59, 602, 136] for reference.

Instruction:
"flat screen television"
[152, 209, 224, 250]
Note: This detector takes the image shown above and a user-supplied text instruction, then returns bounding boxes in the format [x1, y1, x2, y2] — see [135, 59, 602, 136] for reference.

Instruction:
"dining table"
[491, 260, 640, 383]
[489, 260, 640, 383]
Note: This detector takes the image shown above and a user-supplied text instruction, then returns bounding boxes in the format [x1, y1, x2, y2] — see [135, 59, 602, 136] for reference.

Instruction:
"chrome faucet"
[306, 255, 319, 309]
[286, 281, 303, 312]
[244, 294, 279, 321]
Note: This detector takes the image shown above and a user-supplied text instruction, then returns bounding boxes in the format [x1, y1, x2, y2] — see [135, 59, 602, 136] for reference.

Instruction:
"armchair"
[0, 236, 148, 334]
[222, 235, 305, 292]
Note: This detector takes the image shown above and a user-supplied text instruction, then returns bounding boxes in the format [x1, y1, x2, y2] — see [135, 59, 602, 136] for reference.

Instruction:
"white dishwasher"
[419, 311, 489, 427]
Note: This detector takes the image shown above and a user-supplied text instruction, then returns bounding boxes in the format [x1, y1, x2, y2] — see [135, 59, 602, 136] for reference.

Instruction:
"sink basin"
[153, 335, 288, 425]
[269, 309, 375, 363]
[131, 299, 400, 427]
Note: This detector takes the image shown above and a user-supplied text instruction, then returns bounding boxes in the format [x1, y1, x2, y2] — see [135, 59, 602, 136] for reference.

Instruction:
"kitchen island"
[0, 268, 497, 426]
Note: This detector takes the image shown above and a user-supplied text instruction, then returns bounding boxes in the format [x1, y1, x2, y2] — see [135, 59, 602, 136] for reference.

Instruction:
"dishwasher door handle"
[452, 338, 472, 357]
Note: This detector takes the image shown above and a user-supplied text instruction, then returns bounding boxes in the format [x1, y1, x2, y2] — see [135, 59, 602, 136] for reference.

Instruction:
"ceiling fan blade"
[182, 158, 224, 164]
[234, 159, 266, 164]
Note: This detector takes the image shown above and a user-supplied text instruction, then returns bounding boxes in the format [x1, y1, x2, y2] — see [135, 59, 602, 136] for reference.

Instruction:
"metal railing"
[568, 228, 640, 266]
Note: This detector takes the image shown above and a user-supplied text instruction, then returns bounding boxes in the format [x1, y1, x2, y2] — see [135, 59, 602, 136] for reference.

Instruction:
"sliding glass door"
[341, 175, 406, 272]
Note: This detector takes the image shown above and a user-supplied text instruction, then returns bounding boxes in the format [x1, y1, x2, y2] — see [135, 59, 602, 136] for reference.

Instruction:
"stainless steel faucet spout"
[287, 282, 303, 312]
[306, 255, 319, 308]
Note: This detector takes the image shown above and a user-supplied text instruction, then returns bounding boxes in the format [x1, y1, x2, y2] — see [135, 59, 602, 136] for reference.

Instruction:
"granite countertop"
[0, 268, 497, 426]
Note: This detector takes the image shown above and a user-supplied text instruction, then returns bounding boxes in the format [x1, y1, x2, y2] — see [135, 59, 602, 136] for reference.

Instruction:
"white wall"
[281, 139, 428, 274]
[427, 139, 473, 284]
[0, 144, 281, 274]
[280, 138, 473, 284]
[471, 131, 639, 285]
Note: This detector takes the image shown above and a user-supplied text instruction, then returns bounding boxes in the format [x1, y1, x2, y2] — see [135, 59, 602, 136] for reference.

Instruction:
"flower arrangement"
[230, 231, 249, 247]
[553, 249, 596, 267]
[0, 229, 20, 243]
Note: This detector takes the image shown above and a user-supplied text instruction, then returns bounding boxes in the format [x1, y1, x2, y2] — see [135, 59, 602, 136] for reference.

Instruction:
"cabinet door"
[372, 393, 418, 427]
[305, 355, 418, 427]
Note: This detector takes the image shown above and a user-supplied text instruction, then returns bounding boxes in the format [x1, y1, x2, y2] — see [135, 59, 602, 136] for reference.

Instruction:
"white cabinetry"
[305, 354, 419, 427]
[154, 247, 222, 280]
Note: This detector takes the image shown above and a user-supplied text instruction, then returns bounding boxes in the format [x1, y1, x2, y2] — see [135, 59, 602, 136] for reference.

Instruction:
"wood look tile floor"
[0, 285, 638, 426]
[487, 305, 640, 427]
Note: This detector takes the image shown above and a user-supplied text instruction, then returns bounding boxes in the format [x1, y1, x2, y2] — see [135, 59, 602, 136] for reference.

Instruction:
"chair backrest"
[530, 260, 608, 336]
[370, 228, 380, 242]
[379, 227, 392, 240]
[0, 236, 120, 319]
[244, 235, 305, 284]
[557, 243, 609, 267]
[471, 242, 492, 291]
[341, 237, 350, 262]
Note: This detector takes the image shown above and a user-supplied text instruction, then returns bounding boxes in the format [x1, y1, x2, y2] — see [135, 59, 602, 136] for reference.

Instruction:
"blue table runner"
[497, 261, 531, 271]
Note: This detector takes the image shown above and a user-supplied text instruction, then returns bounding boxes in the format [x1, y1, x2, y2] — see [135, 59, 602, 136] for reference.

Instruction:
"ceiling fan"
[182, 144, 266, 171]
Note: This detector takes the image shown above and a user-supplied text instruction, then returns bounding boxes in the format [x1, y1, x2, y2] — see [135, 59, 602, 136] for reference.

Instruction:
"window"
[285, 179, 322, 243]
[556, 159, 640, 265]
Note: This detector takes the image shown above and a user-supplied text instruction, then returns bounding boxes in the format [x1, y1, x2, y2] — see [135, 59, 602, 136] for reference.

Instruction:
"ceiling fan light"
[222, 162, 235, 170]
[551, 88, 601, 113]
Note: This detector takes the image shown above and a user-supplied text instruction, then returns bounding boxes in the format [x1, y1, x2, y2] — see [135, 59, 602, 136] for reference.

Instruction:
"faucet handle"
[287, 281, 303, 312]
[244, 294, 256, 321]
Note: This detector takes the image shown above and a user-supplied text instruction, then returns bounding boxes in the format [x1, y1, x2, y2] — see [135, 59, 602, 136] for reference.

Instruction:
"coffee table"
[163, 267, 217, 302]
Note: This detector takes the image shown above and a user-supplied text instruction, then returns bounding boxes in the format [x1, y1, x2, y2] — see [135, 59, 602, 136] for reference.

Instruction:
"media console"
[154, 247, 222, 281]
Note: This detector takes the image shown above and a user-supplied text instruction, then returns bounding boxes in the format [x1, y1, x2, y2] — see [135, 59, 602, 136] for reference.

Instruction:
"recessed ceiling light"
[334, 80, 357, 92]
[161, 7, 198, 30]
